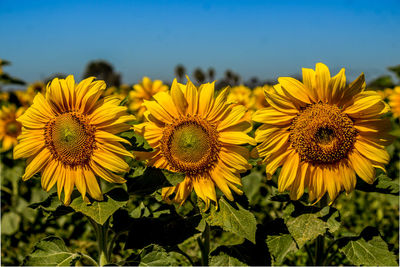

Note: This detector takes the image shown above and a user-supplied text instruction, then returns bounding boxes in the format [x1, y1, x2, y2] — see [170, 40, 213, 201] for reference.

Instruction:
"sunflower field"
[1, 59, 399, 266]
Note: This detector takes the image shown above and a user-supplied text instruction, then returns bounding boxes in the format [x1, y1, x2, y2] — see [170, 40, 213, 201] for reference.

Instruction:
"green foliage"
[338, 227, 398, 266]
[1, 211, 21, 235]
[139, 245, 190, 266]
[266, 234, 297, 265]
[70, 188, 129, 225]
[283, 202, 340, 248]
[23, 236, 82, 266]
[388, 64, 400, 79]
[200, 196, 257, 243]
[368, 75, 394, 89]
[209, 250, 247, 266]
[356, 174, 400, 195]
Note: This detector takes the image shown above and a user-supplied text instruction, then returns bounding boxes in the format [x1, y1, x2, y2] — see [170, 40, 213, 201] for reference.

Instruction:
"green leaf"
[139, 245, 189, 266]
[29, 193, 63, 212]
[356, 174, 399, 195]
[266, 234, 297, 265]
[209, 251, 247, 266]
[2, 164, 24, 183]
[338, 226, 398, 266]
[127, 167, 171, 195]
[16, 198, 36, 223]
[242, 171, 263, 205]
[29, 192, 73, 219]
[120, 131, 152, 151]
[70, 188, 128, 225]
[22, 236, 81, 266]
[161, 169, 185, 186]
[130, 202, 151, 218]
[390, 128, 400, 138]
[200, 196, 257, 243]
[1, 211, 21, 235]
[209, 241, 270, 266]
[283, 203, 340, 248]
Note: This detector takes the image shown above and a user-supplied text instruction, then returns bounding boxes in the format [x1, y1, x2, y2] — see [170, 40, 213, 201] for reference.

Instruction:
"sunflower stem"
[88, 217, 110, 267]
[200, 222, 210, 266]
[314, 196, 328, 265]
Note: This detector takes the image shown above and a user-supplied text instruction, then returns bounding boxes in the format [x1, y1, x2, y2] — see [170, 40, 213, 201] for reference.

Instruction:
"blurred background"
[1, 0, 400, 88]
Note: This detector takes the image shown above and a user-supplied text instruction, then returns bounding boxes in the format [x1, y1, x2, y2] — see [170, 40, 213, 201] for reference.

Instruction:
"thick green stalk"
[315, 196, 328, 266]
[200, 223, 210, 266]
[88, 217, 110, 266]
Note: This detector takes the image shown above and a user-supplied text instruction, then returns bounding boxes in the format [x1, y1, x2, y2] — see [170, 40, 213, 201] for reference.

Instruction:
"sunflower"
[134, 79, 255, 209]
[253, 63, 392, 204]
[0, 105, 24, 152]
[228, 85, 253, 109]
[13, 75, 135, 205]
[15, 90, 32, 107]
[252, 86, 270, 110]
[14, 82, 47, 107]
[0, 91, 10, 102]
[27, 81, 46, 96]
[376, 88, 393, 101]
[389, 86, 400, 118]
[129, 77, 168, 119]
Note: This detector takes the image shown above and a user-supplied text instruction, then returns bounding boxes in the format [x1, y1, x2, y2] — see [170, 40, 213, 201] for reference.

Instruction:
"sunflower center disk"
[289, 103, 358, 164]
[44, 112, 96, 167]
[171, 125, 210, 162]
[161, 117, 220, 176]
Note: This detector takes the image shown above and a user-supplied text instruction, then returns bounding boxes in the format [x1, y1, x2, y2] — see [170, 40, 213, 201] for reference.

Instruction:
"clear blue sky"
[1, 0, 399, 85]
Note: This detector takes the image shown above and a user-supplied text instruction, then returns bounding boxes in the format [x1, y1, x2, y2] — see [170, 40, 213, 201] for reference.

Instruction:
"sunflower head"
[253, 63, 392, 204]
[389, 86, 400, 118]
[252, 86, 270, 110]
[0, 92, 10, 102]
[27, 81, 46, 96]
[376, 88, 393, 100]
[228, 85, 253, 109]
[129, 77, 168, 120]
[0, 105, 24, 152]
[134, 78, 255, 209]
[14, 75, 135, 205]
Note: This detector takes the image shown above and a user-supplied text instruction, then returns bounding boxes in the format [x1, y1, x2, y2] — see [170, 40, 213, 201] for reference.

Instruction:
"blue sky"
[1, 0, 399, 85]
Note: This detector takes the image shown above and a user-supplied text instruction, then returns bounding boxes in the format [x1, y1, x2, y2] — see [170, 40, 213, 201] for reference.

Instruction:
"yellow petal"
[278, 151, 300, 191]
[95, 130, 131, 145]
[329, 68, 346, 103]
[218, 105, 247, 131]
[41, 160, 59, 191]
[198, 82, 215, 115]
[143, 100, 174, 124]
[185, 79, 199, 115]
[252, 107, 294, 125]
[278, 77, 311, 104]
[302, 68, 317, 102]
[92, 149, 129, 173]
[171, 79, 188, 115]
[348, 150, 375, 184]
[89, 160, 126, 184]
[153, 91, 180, 118]
[315, 63, 331, 102]
[84, 168, 103, 201]
[354, 138, 390, 164]
[22, 149, 51, 181]
[219, 131, 256, 146]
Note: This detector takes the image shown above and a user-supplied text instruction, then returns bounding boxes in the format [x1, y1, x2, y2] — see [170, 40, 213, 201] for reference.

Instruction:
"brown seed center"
[289, 103, 358, 164]
[160, 115, 221, 176]
[44, 112, 96, 167]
